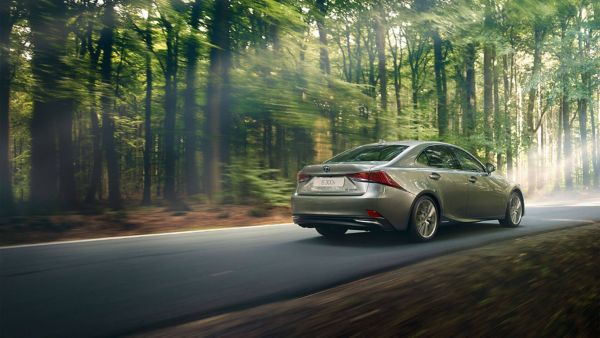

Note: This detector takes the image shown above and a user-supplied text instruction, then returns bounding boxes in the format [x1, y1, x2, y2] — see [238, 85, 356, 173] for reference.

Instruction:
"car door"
[451, 147, 506, 219]
[416, 145, 470, 220]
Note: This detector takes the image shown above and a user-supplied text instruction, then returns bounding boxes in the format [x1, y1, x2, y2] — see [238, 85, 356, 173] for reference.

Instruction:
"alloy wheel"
[415, 199, 437, 238]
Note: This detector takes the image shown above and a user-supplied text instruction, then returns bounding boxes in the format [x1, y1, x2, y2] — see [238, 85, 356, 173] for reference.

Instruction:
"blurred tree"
[0, 0, 17, 214]
[1, 0, 599, 213]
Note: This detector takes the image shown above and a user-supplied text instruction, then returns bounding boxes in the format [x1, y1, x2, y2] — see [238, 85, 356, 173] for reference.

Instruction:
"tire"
[315, 225, 347, 238]
[499, 191, 523, 227]
[408, 196, 439, 242]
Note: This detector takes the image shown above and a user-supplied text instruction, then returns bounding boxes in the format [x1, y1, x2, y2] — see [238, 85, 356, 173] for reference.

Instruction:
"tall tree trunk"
[526, 26, 544, 193]
[315, 0, 338, 150]
[493, 48, 502, 169]
[162, 17, 178, 201]
[483, 43, 493, 159]
[578, 17, 590, 188]
[591, 92, 599, 189]
[432, 29, 448, 137]
[556, 93, 563, 191]
[373, 1, 387, 139]
[85, 105, 102, 202]
[100, 2, 121, 209]
[559, 23, 573, 190]
[502, 54, 513, 177]
[562, 95, 573, 189]
[578, 97, 589, 187]
[387, 30, 402, 116]
[203, 0, 232, 202]
[0, 0, 13, 213]
[84, 23, 102, 204]
[464, 43, 476, 138]
[315, 0, 330, 76]
[142, 19, 153, 205]
[56, 99, 77, 208]
[182, 0, 202, 196]
[29, 0, 69, 211]
[270, 22, 287, 176]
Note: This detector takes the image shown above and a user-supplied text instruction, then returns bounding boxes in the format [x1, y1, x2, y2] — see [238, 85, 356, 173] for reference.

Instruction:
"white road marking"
[528, 218, 596, 224]
[210, 270, 233, 277]
[0, 223, 294, 250]
[3, 197, 599, 250]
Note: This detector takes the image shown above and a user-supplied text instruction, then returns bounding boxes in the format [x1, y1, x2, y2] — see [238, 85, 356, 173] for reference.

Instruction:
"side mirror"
[485, 163, 496, 174]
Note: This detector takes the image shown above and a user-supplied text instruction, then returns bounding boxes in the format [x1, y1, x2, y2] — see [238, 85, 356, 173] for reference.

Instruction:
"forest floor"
[140, 223, 600, 337]
[0, 190, 596, 246]
[0, 204, 292, 246]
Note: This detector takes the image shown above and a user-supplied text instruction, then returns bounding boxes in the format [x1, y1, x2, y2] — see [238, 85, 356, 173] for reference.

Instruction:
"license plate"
[313, 177, 345, 188]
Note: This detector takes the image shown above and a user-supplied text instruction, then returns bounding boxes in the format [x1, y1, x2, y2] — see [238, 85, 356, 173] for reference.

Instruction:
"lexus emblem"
[323, 165, 331, 173]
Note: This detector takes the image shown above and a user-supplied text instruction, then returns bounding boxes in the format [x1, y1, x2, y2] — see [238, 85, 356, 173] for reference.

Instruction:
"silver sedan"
[291, 141, 524, 241]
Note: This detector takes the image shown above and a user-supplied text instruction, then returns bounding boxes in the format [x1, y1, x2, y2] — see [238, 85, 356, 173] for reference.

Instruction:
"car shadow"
[292, 221, 513, 248]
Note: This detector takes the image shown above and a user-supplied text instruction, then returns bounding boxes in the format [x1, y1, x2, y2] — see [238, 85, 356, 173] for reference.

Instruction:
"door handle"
[468, 176, 477, 183]
[429, 172, 441, 180]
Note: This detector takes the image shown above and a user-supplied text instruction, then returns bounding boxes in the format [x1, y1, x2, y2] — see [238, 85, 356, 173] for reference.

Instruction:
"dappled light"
[0, 0, 599, 337]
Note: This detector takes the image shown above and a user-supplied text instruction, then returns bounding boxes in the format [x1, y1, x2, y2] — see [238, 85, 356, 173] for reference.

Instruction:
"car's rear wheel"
[408, 196, 439, 242]
[499, 192, 523, 227]
[315, 225, 347, 238]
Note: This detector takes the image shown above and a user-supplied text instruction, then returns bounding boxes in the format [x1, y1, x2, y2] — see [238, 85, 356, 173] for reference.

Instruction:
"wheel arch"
[408, 190, 443, 225]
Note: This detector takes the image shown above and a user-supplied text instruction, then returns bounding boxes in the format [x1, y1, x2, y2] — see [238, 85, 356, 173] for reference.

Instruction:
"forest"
[0, 0, 599, 214]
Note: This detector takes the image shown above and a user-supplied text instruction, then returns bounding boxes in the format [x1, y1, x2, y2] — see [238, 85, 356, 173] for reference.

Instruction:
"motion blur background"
[0, 0, 599, 215]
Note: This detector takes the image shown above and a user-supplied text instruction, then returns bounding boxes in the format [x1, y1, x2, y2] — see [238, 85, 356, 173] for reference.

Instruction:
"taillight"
[297, 172, 311, 183]
[348, 171, 403, 189]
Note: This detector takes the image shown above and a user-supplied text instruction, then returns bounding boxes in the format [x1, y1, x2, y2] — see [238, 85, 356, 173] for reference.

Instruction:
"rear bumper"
[293, 214, 395, 231]
[291, 185, 416, 231]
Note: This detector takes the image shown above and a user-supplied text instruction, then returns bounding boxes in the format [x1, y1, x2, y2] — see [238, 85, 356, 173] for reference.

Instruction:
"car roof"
[362, 140, 451, 147]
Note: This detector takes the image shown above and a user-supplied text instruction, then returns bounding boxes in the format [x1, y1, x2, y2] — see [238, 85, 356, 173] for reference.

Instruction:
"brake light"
[348, 171, 402, 189]
[297, 172, 311, 183]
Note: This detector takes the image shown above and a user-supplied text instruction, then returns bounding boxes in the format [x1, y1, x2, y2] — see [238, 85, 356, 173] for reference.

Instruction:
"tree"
[140, 7, 154, 205]
[388, 26, 403, 117]
[29, 0, 69, 210]
[0, 0, 15, 213]
[183, 0, 202, 196]
[203, 0, 232, 202]
[373, 0, 387, 137]
[99, 1, 122, 209]
[83, 14, 103, 204]
[432, 28, 448, 137]
[463, 42, 476, 138]
[3, 0, 600, 214]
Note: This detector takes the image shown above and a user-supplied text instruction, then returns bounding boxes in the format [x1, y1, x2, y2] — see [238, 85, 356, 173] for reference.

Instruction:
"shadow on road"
[291, 221, 513, 248]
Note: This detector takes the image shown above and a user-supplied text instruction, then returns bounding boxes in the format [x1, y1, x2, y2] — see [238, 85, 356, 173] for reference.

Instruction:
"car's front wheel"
[315, 225, 347, 238]
[408, 196, 439, 242]
[499, 192, 523, 227]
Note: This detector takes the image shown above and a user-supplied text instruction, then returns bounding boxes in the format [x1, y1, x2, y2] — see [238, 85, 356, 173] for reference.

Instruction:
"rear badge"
[323, 165, 331, 173]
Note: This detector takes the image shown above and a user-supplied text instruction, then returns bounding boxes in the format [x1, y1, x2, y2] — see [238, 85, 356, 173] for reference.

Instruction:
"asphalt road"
[1, 199, 600, 337]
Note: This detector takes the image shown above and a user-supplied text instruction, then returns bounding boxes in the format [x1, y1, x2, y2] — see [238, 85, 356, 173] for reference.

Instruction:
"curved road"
[1, 199, 600, 337]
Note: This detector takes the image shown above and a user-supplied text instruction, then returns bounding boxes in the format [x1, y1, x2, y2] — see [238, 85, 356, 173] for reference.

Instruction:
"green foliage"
[227, 160, 295, 207]
[2, 0, 600, 211]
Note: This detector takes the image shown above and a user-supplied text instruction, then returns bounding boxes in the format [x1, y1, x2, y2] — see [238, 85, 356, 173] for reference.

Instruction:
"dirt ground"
[139, 224, 600, 337]
[0, 204, 292, 246]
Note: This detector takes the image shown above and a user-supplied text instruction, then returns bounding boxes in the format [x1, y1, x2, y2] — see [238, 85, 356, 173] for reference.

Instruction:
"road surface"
[1, 199, 600, 337]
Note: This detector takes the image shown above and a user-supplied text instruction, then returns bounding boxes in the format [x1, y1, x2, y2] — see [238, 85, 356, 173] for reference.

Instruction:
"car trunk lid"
[297, 163, 378, 196]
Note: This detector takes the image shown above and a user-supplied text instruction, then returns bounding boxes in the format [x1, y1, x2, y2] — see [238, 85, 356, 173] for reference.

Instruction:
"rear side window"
[326, 145, 408, 163]
[418, 146, 460, 169]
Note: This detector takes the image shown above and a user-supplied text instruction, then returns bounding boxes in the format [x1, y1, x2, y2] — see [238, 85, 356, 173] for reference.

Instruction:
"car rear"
[291, 144, 416, 232]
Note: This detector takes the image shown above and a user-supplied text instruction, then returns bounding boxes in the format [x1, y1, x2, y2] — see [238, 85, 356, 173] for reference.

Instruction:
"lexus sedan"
[291, 141, 524, 242]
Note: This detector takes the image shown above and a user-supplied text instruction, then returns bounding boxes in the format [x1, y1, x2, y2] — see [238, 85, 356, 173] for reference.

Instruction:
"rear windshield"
[325, 145, 408, 163]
